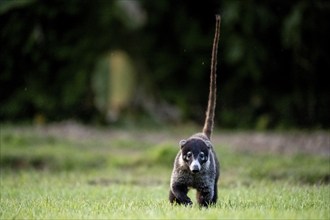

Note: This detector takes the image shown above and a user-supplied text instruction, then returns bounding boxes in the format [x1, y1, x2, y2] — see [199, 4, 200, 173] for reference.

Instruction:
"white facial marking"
[189, 157, 201, 172]
[178, 154, 186, 167]
[204, 155, 211, 169]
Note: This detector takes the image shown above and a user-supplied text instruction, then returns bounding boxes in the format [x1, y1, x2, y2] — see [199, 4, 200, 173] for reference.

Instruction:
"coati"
[169, 15, 221, 207]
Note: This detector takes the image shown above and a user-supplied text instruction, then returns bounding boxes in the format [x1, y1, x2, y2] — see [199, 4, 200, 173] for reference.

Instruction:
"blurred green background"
[1, 0, 329, 129]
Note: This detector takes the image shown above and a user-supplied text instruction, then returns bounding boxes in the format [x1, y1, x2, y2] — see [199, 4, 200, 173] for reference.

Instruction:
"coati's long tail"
[202, 15, 221, 140]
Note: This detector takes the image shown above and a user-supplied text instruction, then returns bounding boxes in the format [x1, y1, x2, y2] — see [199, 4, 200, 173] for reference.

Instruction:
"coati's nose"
[192, 169, 199, 173]
[191, 165, 200, 173]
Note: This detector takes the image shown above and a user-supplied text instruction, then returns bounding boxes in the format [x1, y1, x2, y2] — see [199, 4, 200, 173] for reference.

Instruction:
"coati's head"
[179, 138, 211, 174]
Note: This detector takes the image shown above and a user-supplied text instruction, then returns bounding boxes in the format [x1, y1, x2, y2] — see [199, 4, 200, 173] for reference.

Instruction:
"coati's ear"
[179, 139, 187, 148]
[205, 140, 212, 149]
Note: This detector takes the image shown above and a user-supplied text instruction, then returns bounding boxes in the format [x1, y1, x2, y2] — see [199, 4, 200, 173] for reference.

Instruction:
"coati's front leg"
[211, 182, 218, 204]
[196, 187, 215, 207]
[169, 183, 192, 206]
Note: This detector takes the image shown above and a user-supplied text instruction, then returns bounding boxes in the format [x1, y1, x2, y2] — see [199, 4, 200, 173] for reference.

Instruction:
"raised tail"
[202, 15, 221, 140]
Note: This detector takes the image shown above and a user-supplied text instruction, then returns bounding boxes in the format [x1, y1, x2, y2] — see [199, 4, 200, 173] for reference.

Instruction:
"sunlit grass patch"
[1, 171, 328, 219]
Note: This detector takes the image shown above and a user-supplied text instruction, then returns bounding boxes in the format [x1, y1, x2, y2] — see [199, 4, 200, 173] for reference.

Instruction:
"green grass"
[1, 125, 329, 219]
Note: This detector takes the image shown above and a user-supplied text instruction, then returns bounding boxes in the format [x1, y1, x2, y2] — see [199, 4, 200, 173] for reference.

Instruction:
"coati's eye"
[183, 151, 192, 162]
[199, 152, 207, 161]
[184, 151, 192, 160]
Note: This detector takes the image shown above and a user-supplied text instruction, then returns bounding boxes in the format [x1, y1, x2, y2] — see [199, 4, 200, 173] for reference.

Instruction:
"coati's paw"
[183, 198, 193, 206]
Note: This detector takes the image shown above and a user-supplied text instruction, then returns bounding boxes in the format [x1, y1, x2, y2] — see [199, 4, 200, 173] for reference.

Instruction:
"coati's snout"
[180, 138, 210, 174]
[190, 158, 201, 173]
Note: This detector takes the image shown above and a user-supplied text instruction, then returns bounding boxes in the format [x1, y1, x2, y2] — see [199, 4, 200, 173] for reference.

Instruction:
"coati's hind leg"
[169, 184, 192, 206]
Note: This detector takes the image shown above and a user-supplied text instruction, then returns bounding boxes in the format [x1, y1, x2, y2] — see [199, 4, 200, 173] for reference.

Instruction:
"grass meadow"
[1, 124, 329, 219]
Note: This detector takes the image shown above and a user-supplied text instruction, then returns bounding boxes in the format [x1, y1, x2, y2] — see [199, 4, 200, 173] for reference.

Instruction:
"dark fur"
[169, 15, 221, 207]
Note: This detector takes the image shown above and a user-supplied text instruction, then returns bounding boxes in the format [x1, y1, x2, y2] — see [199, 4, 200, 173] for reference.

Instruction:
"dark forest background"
[1, 0, 329, 129]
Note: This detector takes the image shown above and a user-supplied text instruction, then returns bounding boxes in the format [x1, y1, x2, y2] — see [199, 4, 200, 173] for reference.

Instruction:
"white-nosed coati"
[169, 15, 221, 207]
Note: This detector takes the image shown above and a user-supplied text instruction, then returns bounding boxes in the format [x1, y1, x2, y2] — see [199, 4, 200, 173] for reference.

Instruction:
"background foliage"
[1, 0, 329, 129]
